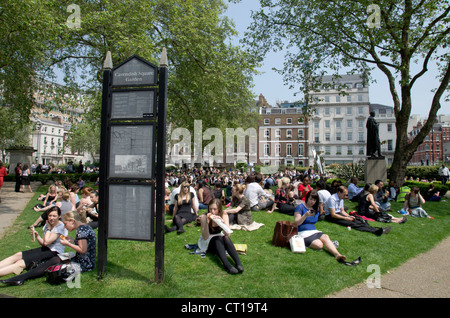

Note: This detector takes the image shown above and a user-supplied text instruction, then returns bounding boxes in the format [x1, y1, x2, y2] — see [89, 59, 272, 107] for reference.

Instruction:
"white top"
[324, 193, 344, 216]
[43, 222, 68, 254]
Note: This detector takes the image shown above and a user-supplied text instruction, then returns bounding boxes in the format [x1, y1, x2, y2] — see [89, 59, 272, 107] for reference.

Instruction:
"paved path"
[0, 181, 448, 298]
[327, 236, 450, 298]
[0, 181, 40, 239]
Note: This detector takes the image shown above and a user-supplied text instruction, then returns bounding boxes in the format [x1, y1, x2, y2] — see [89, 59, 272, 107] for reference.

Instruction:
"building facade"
[258, 95, 310, 167]
[408, 116, 450, 165]
[308, 74, 370, 165]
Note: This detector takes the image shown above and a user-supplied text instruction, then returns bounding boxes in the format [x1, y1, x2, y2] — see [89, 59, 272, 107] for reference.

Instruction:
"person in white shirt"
[315, 180, 331, 220]
[244, 174, 274, 211]
[439, 164, 449, 185]
[323, 186, 389, 236]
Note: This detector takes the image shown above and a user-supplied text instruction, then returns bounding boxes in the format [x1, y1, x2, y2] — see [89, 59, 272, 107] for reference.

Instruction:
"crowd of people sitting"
[0, 164, 443, 285]
[0, 177, 98, 286]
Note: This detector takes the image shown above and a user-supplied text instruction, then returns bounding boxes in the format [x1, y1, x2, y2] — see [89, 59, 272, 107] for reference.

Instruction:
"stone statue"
[366, 111, 383, 158]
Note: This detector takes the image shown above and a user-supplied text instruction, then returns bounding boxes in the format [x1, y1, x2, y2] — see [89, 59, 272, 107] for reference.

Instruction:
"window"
[347, 132, 353, 141]
[358, 95, 363, 102]
[387, 124, 393, 132]
[336, 120, 341, 129]
[388, 140, 393, 151]
[275, 129, 281, 138]
[286, 129, 292, 138]
[325, 120, 330, 128]
[264, 118, 270, 125]
[336, 132, 342, 141]
[347, 147, 353, 155]
[314, 133, 319, 143]
[325, 133, 330, 141]
[298, 129, 304, 139]
[347, 96, 352, 102]
[264, 144, 270, 156]
[275, 118, 281, 124]
[325, 96, 330, 103]
[336, 146, 342, 155]
[325, 146, 331, 155]
[336, 96, 340, 103]
[336, 107, 341, 115]
[346, 107, 352, 115]
[324, 108, 330, 116]
[359, 147, 364, 155]
[298, 144, 304, 156]
[264, 129, 270, 139]
[358, 132, 364, 142]
[347, 120, 352, 128]
[286, 144, 292, 156]
[286, 118, 292, 124]
[358, 107, 364, 114]
[314, 121, 319, 129]
[275, 144, 281, 156]
[359, 120, 364, 128]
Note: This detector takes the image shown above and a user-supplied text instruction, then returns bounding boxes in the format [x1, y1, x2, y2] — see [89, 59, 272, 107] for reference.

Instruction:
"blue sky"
[225, 0, 449, 118]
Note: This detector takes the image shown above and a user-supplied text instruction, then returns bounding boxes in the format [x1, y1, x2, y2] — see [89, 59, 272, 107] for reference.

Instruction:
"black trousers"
[325, 214, 383, 235]
[207, 236, 241, 271]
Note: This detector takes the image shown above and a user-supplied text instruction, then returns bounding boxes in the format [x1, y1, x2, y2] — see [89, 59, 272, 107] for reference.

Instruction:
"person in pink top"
[0, 161, 7, 203]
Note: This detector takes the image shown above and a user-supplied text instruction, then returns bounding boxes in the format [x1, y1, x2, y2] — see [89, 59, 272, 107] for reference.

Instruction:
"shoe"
[227, 267, 238, 274]
[375, 228, 384, 236]
[177, 228, 185, 234]
[1, 279, 24, 286]
[236, 265, 244, 273]
[383, 226, 391, 234]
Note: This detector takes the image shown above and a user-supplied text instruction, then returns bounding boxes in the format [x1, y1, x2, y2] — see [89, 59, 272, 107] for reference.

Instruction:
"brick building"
[258, 95, 310, 167]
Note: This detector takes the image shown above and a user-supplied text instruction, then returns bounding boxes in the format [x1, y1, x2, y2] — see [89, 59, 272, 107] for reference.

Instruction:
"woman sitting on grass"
[403, 187, 433, 219]
[37, 184, 58, 207]
[198, 198, 243, 274]
[1, 211, 96, 286]
[0, 206, 67, 278]
[165, 181, 198, 234]
[294, 190, 359, 265]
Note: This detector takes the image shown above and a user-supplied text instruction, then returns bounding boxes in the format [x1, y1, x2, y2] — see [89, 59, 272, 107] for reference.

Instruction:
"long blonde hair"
[177, 181, 192, 205]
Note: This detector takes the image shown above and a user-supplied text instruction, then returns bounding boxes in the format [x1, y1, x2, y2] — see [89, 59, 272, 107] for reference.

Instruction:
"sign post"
[97, 50, 168, 282]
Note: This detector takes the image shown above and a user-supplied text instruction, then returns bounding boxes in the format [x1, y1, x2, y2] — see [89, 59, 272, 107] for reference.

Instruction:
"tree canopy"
[1, 0, 259, 157]
[244, 0, 449, 183]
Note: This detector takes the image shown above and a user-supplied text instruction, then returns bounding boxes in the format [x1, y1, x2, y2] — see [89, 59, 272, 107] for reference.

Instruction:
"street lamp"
[35, 120, 42, 164]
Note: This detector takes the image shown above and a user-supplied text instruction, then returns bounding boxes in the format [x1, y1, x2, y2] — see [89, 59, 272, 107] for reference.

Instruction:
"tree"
[2, 0, 259, 162]
[47, 0, 260, 133]
[244, 0, 450, 184]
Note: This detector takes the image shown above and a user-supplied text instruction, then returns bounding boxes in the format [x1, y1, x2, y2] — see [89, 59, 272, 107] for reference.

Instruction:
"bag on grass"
[272, 220, 298, 247]
[45, 263, 80, 285]
[289, 235, 306, 253]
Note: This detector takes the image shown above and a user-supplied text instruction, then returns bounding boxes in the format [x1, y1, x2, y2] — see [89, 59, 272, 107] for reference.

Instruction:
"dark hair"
[46, 205, 61, 217]
[304, 189, 319, 212]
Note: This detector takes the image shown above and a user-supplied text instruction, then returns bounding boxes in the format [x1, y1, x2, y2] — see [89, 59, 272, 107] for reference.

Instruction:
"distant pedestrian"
[0, 161, 7, 203]
[438, 164, 449, 185]
[14, 163, 22, 192]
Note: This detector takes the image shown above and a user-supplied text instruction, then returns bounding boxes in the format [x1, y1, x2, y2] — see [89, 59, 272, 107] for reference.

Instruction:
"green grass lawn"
[1, 185, 449, 298]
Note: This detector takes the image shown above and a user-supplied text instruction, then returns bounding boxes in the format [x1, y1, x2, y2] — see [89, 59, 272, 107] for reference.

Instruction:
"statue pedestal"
[365, 158, 387, 184]
[7, 147, 36, 175]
